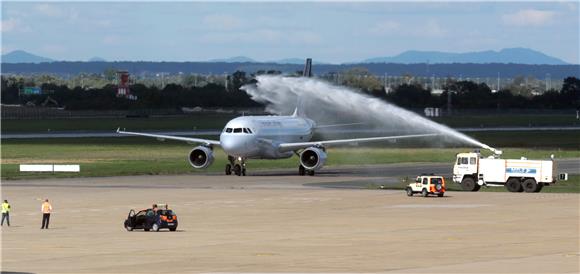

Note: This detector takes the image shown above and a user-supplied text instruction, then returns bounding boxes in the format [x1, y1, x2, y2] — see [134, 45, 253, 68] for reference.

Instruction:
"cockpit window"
[247, 128, 253, 134]
[233, 128, 242, 133]
[225, 128, 232, 133]
[243, 128, 249, 133]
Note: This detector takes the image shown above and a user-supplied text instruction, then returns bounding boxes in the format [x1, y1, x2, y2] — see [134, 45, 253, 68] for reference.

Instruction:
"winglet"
[116, 127, 121, 133]
[292, 96, 305, 117]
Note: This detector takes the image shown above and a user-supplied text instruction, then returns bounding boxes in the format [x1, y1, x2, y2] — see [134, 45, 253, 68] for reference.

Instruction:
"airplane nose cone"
[220, 134, 243, 155]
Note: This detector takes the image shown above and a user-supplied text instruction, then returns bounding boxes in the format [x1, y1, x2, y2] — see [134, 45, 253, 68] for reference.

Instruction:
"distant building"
[116, 71, 137, 100]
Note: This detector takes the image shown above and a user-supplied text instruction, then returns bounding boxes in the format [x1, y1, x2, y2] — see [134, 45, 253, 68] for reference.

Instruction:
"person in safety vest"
[1, 200, 11, 226]
[41, 199, 53, 229]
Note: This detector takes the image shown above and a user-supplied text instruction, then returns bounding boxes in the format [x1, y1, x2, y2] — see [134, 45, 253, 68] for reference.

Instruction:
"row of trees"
[1, 75, 578, 111]
[0, 81, 260, 110]
[379, 77, 579, 109]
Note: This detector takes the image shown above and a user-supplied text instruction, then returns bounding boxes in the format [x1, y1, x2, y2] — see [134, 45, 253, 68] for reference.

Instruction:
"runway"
[1, 172, 579, 273]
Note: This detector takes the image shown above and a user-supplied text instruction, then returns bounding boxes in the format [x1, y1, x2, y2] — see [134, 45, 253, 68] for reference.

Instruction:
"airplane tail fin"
[293, 58, 311, 117]
[302, 58, 312, 77]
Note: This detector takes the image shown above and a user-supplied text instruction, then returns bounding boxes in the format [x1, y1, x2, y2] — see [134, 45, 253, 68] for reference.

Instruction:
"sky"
[1, 1, 579, 64]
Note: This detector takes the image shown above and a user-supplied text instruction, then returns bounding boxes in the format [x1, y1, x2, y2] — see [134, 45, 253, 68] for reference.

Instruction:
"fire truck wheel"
[461, 177, 476, 191]
[522, 179, 538, 193]
[406, 187, 413, 196]
[421, 189, 428, 197]
[473, 184, 481, 192]
[437, 192, 444, 197]
[506, 178, 523, 192]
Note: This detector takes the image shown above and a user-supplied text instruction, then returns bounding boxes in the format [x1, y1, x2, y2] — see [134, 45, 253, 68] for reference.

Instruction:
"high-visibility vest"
[1, 203, 10, 213]
[41, 202, 52, 214]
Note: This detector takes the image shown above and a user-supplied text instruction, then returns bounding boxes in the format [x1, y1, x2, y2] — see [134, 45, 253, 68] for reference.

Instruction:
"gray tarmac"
[1, 165, 579, 273]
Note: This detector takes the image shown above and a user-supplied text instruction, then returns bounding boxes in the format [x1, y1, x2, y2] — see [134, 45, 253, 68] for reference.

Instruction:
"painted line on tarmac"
[390, 204, 492, 208]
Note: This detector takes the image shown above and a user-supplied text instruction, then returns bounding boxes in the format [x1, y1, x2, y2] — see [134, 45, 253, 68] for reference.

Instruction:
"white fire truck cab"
[453, 152, 557, 193]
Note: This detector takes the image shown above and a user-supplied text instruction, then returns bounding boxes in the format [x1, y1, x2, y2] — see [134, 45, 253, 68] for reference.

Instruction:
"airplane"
[117, 59, 436, 176]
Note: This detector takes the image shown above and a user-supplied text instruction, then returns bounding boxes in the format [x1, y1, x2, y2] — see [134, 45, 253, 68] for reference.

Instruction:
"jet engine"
[188, 146, 214, 169]
[299, 147, 327, 170]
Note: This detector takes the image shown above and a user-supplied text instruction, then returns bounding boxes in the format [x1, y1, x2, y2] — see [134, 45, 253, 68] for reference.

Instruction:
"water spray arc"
[242, 75, 498, 153]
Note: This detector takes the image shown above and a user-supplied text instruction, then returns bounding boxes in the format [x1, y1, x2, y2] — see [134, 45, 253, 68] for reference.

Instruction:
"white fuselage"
[219, 116, 315, 159]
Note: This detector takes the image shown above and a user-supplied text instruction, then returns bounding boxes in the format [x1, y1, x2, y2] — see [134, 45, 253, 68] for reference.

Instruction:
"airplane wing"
[277, 133, 437, 152]
[117, 128, 220, 146]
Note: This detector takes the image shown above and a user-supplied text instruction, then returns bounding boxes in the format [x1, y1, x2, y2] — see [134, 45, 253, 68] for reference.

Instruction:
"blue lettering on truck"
[506, 168, 537, 174]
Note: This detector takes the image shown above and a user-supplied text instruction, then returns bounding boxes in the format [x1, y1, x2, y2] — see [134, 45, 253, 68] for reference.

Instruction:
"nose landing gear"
[226, 156, 246, 176]
[298, 165, 315, 176]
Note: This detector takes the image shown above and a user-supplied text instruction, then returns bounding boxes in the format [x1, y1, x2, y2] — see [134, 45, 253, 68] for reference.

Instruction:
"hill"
[363, 48, 567, 65]
[1, 50, 54, 64]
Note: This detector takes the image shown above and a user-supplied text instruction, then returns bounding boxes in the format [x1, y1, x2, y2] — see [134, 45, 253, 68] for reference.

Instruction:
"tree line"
[378, 76, 579, 110]
[1, 75, 578, 111]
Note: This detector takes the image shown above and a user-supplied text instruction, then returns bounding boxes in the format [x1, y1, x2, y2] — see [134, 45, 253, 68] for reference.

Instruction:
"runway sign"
[20, 164, 80, 172]
[53, 165, 80, 172]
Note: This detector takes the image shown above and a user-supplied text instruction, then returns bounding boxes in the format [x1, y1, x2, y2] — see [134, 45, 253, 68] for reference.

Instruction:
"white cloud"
[422, 20, 447, 37]
[202, 14, 244, 30]
[41, 44, 67, 55]
[502, 9, 556, 27]
[370, 21, 400, 35]
[35, 4, 65, 17]
[198, 29, 321, 46]
[0, 18, 18, 32]
[102, 35, 123, 45]
[34, 4, 79, 22]
[370, 19, 447, 38]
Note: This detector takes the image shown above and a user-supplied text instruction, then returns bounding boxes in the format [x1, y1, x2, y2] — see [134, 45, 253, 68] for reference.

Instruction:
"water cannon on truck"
[453, 146, 564, 193]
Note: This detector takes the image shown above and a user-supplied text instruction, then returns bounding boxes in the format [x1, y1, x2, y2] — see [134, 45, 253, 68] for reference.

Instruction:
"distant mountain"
[363, 48, 567, 65]
[88, 57, 106, 62]
[1, 50, 54, 64]
[208, 56, 255, 63]
[271, 58, 305, 64]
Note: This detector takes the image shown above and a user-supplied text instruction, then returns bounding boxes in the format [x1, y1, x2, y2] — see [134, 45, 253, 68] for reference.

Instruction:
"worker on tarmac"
[1, 200, 11, 226]
[146, 204, 158, 228]
[41, 199, 53, 229]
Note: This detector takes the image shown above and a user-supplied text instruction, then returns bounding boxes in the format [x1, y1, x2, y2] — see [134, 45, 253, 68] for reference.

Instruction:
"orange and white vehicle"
[406, 174, 446, 197]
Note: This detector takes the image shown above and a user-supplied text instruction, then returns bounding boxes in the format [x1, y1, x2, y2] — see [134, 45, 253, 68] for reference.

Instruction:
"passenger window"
[469, 157, 477, 165]
[431, 178, 442, 184]
[422, 178, 428, 185]
[457, 158, 461, 165]
[225, 128, 232, 133]
[233, 128, 242, 133]
[461, 157, 468, 165]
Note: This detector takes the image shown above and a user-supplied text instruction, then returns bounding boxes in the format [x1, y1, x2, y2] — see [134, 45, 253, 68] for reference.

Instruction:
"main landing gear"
[225, 155, 246, 176]
[298, 165, 315, 176]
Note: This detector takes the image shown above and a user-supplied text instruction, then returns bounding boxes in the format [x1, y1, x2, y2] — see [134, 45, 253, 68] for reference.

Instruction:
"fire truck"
[453, 150, 559, 193]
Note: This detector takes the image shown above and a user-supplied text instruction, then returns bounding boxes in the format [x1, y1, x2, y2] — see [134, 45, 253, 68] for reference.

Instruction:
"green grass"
[2, 137, 579, 180]
[2, 114, 579, 133]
